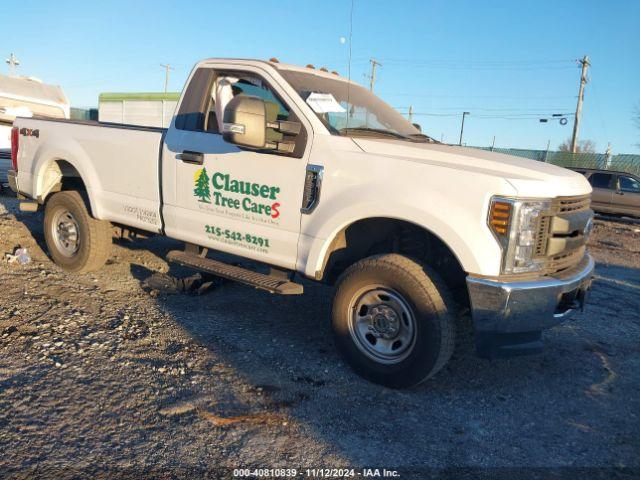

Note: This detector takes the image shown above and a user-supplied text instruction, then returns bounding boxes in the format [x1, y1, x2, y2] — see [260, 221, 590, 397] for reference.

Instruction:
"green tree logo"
[194, 167, 211, 203]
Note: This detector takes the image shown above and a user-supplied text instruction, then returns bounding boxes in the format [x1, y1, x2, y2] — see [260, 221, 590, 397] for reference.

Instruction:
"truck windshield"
[279, 69, 433, 142]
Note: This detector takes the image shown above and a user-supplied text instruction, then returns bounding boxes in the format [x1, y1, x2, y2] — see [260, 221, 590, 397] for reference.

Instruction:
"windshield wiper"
[338, 127, 408, 140]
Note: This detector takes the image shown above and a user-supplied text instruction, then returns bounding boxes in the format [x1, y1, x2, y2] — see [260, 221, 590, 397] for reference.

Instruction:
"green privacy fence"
[474, 147, 640, 177]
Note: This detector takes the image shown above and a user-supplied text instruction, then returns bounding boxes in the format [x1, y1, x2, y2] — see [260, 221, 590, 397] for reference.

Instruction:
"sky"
[4, 0, 639, 152]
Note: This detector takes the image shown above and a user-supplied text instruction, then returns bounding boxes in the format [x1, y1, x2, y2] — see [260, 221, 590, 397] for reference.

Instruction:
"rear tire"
[44, 191, 112, 273]
[332, 254, 456, 388]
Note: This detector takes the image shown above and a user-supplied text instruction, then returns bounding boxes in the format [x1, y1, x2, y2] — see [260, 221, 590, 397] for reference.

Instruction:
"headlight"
[488, 197, 551, 275]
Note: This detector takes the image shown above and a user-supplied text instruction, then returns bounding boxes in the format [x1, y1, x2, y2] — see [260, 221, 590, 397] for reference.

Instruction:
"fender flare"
[32, 141, 103, 217]
[302, 203, 486, 280]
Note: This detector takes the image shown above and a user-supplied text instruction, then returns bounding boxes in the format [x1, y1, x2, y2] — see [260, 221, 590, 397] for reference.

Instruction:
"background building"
[98, 92, 180, 128]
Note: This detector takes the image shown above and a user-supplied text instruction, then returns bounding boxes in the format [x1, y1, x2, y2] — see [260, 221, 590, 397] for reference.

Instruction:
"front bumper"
[466, 254, 594, 334]
[466, 254, 594, 358]
[7, 169, 18, 193]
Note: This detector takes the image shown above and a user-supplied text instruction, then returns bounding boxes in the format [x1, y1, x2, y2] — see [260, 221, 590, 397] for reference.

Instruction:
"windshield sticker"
[305, 93, 346, 114]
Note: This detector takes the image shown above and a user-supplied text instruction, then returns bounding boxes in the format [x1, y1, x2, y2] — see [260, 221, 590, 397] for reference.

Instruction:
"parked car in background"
[571, 168, 640, 218]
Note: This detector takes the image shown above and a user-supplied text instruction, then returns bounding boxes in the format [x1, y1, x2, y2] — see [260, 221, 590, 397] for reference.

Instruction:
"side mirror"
[223, 95, 302, 153]
[222, 95, 267, 149]
[412, 123, 422, 132]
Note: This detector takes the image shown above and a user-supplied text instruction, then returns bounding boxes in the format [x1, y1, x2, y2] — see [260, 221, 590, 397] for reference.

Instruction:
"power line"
[403, 112, 575, 120]
[589, 71, 609, 142]
[400, 112, 575, 117]
[376, 61, 576, 71]
[394, 106, 574, 112]
[314, 57, 575, 67]
[378, 58, 573, 64]
[383, 93, 576, 99]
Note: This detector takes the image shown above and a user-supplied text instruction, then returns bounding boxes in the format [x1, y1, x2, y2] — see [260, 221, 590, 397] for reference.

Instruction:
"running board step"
[166, 250, 303, 295]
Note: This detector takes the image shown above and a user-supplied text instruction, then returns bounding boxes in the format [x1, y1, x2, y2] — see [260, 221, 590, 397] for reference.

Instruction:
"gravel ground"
[0, 192, 639, 479]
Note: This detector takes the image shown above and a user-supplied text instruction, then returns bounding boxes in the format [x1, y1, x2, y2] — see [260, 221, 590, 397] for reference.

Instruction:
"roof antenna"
[346, 0, 354, 129]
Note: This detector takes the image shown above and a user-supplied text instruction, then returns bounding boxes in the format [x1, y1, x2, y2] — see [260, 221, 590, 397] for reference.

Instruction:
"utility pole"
[570, 55, 590, 153]
[408, 105, 413, 124]
[160, 63, 174, 93]
[5, 53, 20, 77]
[459, 111, 470, 146]
[545, 139, 551, 162]
[369, 59, 382, 92]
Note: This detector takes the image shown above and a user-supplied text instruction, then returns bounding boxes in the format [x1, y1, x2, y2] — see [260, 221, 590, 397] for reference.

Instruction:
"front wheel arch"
[318, 217, 470, 309]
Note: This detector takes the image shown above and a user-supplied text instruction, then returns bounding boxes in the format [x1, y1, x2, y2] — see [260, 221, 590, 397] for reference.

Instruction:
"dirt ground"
[0, 191, 639, 479]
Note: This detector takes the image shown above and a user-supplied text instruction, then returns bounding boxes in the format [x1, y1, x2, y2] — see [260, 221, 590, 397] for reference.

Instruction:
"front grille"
[534, 215, 551, 256]
[545, 246, 586, 274]
[552, 195, 591, 214]
[535, 194, 591, 274]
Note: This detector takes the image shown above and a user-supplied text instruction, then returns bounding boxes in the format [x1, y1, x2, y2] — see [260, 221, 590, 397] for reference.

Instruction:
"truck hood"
[352, 138, 592, 198]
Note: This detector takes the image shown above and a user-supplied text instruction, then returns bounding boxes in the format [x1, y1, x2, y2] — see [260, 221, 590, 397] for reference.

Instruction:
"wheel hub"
[369, 305, 400, 338]
[51, 210, 80, 257]
[348, 287, 417, 364]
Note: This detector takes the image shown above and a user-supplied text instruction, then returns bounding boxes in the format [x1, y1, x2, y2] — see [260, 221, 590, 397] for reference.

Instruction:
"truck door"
[161, 66, 312, 269]
[586, 172, 615, 213]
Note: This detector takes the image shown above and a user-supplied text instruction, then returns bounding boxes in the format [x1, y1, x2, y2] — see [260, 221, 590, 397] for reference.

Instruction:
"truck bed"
[27, 116, 167, 133]
[12, 116, 166, 232]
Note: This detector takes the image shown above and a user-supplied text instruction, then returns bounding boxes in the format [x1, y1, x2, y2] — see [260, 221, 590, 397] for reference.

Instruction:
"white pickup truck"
[8, 58, 595, 387]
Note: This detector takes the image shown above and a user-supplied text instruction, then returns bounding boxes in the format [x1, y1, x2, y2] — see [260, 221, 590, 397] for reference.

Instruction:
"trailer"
[98, 92, 180, 128]
[0, 74, 69, 188]
[0, 74, 69, 148]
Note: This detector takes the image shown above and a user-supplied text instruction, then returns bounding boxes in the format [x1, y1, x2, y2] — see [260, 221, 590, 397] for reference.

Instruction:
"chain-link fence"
[474, 147, 640, 176]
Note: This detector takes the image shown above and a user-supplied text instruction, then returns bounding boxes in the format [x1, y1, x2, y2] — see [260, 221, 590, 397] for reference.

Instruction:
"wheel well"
[321, 218, 469, 308]
[40, 160, 93, 213]
[40, 159, 87, 199]
[56, 160, 87, 192]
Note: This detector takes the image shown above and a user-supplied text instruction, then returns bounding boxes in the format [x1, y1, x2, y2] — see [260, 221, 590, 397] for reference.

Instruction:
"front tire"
[44, 191, 112, 273]
[332, 254, 456, 388]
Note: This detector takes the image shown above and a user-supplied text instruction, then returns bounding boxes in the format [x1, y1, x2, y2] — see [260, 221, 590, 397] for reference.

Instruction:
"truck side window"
[206, 74, 291, 134]
[588, 173, 613, 189]
[619, 175, 640, 193]
[175, 68, 306, 158]
[204, 71, 307, 158]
